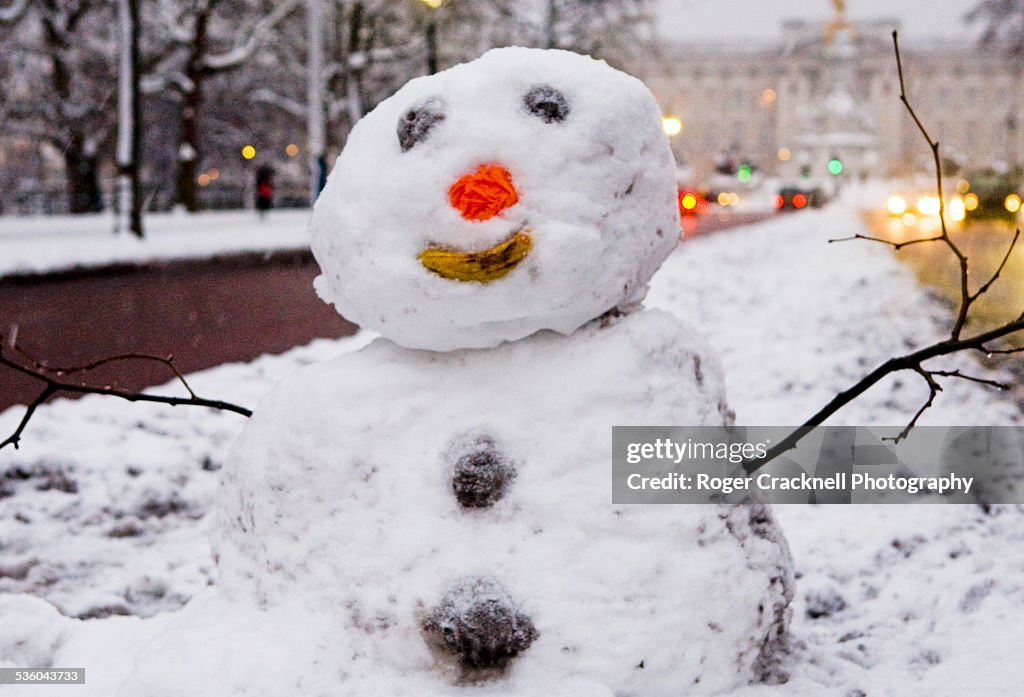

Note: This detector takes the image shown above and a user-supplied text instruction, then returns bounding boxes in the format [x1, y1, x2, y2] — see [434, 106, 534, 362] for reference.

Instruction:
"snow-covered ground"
[0, 209, 312, 277]
[1, 204, 1021, 695]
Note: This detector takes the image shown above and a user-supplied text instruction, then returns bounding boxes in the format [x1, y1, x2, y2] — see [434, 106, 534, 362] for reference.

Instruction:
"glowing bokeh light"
[285, 143, 300, 157]
[680, 193, 697, 210]
[948, 197, 966, 221]
[241, 145, 256, 160]
[777, 147, 791, 161]
[917, 196, 940, 216]
[793, 193, 807, 208]
[1005, 194, 1021, 213]
[761, 88, 777, 106]
[662, 116, 683, 136]
[902, 212, 918, 226]
[956, 179, 970, 194]
[964, 193, 979, 211]
[887, 196, 907, 215]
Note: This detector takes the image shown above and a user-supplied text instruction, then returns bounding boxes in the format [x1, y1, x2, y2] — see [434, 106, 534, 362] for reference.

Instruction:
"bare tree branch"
[0, 337, 252, 451]
[742, 30, 1024, 473]
[972, 228, 1020, 300]
[891, 31, 974, 339]
[887, 367, 942, 443]
[977, 345, 1024, 356]
[251, 87, 306, 118]
[201, 0, 302, 71]
[743, 313, 1024, 473]
[929, 369, 1009, 390]
[12, 345, 199, 399]
[829, 233, 946, 250]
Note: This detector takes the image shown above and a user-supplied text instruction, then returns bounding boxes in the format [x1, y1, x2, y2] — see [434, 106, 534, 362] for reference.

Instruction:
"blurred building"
[649, 17, 1024, 184]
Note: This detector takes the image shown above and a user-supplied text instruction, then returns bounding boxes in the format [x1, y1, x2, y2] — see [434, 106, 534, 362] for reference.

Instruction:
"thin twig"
[893, 30, 973, 339]
[977, 345, 1024, 356]
[829, 233, 945, 250]
[929, 369, 1009, 390]
[0, 340, 252, 451]
[13, 345, 199, 399]
[971, 228, 1020, 300]
[886, 367, 941, 444]
[2, 385, 57, 453]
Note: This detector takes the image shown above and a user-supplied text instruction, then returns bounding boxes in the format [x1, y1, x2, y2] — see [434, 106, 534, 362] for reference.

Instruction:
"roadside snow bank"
[0, 209, 312, 278]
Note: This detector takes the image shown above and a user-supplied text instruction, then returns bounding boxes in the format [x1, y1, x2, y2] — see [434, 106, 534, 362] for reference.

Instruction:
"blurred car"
[678, 189, 710, 217]
[886, 191, 940, 216]
[773, 186, 825, 211]
[962, 171, 1020, 222]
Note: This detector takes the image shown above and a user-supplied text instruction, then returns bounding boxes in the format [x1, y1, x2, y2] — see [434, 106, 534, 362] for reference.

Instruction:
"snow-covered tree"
[539, 0, 655, 69]
[426, 0, 527, 67]
[0, 0, 117, 213]
[968, 0, 1024, 55]
[253, 1, 423, 186]
[116, 0, 143, 236]
[144, 0, 302, 212]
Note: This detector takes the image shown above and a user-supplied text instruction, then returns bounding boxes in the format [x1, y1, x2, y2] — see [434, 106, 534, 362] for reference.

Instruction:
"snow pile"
[0, 336, 370, 619]
[0, 205, 1022, 695]
[311, 47, 679, 351]
[0, 209, 312, 278]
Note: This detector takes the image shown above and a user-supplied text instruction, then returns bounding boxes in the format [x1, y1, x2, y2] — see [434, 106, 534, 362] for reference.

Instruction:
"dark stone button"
[423, 575, 537, 670]
[445, 432, 516, 508]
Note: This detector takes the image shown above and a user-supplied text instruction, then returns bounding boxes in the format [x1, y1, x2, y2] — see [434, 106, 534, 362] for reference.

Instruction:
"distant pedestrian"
[255, 165, 275, 219]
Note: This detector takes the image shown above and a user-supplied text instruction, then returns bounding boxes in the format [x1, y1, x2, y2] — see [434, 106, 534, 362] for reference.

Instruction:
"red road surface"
[0, 251, 356, 413]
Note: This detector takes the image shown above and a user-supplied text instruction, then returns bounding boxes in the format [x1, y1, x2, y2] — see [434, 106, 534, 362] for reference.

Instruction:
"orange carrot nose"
[449, 164, 519, 222]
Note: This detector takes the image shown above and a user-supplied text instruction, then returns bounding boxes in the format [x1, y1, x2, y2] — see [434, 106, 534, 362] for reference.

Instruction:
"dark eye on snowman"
[397, 98, 446, 152]
[523, 85, 570, 123]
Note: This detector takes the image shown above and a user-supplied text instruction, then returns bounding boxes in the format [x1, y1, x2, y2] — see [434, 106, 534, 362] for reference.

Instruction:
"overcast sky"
[655, 0, 983, 43]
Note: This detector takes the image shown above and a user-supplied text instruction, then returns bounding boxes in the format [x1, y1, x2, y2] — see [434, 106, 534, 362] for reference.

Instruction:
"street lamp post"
[420, 0, 443, 75]
[307, 0, 326, 204]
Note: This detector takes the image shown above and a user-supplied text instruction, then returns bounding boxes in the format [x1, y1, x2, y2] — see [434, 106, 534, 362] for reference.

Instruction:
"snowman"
[119, 48, 793, 697]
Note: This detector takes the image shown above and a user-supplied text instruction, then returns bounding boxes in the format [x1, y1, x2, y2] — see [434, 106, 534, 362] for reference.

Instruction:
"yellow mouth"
[418, 227, 532, 283]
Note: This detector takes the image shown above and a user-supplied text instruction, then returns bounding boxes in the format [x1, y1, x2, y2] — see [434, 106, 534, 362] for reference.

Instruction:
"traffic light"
[737, 163, 752, 183]
[828, 157, 843, 175]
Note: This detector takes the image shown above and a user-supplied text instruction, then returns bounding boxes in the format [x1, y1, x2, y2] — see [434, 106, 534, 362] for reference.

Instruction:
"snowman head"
[311, 48, 680, 351]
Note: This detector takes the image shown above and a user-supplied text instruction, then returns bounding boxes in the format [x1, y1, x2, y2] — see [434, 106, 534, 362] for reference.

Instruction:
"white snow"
[191, 308, 788, 696]
[1, 206, 1022, 693]
[311, 47, 679, 351]
[0, 209, 312, 277]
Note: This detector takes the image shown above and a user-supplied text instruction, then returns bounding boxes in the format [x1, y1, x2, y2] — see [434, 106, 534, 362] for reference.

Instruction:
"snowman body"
[206, 310, 791, 696]
[119, 47, 793, 696]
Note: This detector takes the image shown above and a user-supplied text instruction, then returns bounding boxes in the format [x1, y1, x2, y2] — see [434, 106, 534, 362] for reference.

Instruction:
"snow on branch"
[0, 0, 28, 23]
[744, 30, 1024, 474]
[251, 87, 306, 118]
[201, 0, 302, 72]
[0, 334, 252, 451]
